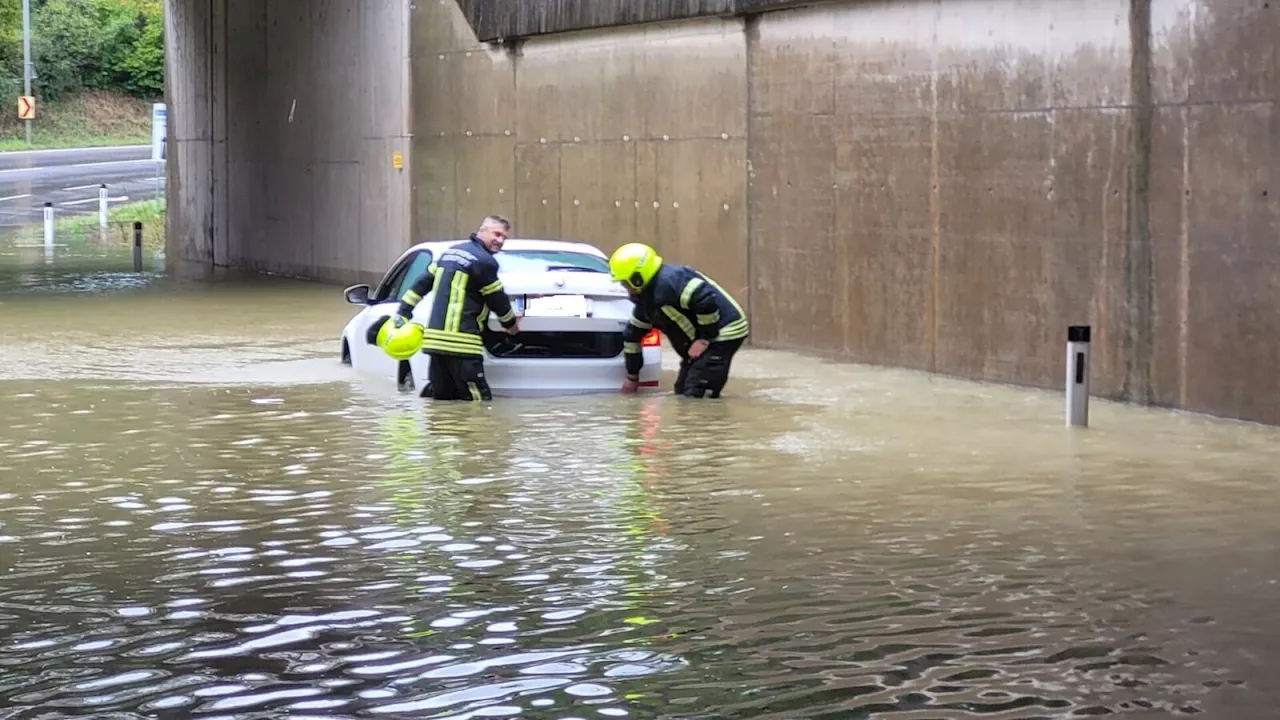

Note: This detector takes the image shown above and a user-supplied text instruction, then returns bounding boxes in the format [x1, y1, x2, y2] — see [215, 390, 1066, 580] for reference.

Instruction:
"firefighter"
[372, 215, 521, 401]
[609, 242, 749, 399]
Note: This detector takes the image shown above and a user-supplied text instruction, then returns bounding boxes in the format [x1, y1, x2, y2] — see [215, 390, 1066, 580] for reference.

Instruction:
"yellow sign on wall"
[392, 151, 403, 170]
[17, 96, 35, 120]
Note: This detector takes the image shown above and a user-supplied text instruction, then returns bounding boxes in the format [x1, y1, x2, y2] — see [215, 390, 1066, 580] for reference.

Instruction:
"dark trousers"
[424, 352, 492, 401]
[673, 338, 745, 398]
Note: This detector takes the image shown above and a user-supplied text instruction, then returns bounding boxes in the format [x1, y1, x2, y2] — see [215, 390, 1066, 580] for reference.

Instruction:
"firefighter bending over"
[375, 215, 521, 401]
[609, 242, 749, 399]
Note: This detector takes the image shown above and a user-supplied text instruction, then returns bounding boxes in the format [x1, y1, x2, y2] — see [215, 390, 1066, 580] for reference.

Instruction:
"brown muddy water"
[2, 241, 1280, 719]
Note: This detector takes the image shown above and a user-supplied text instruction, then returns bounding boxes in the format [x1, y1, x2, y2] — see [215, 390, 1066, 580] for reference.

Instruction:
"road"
[0, 145, 166, 228]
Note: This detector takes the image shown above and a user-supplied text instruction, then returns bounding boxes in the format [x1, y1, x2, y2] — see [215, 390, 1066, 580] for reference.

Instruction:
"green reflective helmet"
[378, 315, 424, 361]
[609, 242, 663, 291]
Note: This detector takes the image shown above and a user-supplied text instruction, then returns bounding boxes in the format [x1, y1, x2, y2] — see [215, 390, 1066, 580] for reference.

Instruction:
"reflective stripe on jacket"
[396, 235, 517, 356]
[621, 263, 748, 375]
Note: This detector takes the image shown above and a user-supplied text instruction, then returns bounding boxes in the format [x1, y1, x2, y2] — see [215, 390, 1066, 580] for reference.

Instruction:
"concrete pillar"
[164, 0, 413, 286]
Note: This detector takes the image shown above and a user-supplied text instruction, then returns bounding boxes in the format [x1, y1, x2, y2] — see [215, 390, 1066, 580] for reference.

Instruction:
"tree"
[24, 0, 164, 102]
[101, 1, 163, 97]
[0, 1, 23, 93]
[33, 0, 107, 100]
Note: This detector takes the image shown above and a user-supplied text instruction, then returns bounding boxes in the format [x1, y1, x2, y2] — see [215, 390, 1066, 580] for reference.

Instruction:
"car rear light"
[641, 328, 661, 347]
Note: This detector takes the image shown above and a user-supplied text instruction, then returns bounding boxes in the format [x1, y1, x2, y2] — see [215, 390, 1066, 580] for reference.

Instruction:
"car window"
[374, 250, 433, 304]
[392, 251, 435, 301]
[497, 250, 610, 274]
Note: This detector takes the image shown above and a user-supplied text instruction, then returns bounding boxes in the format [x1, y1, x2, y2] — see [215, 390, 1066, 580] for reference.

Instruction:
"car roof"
[404, 237, 608, 258]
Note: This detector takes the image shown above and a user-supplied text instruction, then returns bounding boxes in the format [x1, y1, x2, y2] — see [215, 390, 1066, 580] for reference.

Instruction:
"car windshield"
[497, 249, 610, 274]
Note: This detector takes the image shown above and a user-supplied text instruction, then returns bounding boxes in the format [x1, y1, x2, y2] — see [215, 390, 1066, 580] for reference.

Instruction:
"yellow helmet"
[609, 242, 663, 290]
[377, 315, 424, 361]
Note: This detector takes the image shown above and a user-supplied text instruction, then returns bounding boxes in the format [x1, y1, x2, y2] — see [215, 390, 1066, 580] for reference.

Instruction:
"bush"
[0, 4, 20, 81]
[0, 0, 163, 103]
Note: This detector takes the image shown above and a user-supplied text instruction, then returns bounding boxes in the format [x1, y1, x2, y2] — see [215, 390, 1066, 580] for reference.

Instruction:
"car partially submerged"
[340, 238, 664, 397]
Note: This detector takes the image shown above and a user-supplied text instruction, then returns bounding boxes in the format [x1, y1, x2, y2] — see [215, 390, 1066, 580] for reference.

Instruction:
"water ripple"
[0, 368, 1277, 717]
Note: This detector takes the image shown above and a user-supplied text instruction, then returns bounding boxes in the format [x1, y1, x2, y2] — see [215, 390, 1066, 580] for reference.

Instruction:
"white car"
[340, 238, 664, 397]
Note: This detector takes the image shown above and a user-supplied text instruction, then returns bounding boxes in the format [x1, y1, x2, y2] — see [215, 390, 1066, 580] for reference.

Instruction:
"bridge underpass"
[163, 0, 1280, 428]
[164, 0, 412, 284]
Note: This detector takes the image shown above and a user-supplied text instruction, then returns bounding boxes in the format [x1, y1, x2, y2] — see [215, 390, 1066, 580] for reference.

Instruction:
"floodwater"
[2, 240, 1280, 719]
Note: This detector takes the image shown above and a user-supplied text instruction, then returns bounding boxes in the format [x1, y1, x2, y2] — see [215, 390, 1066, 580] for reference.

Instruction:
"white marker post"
[150, 103, 166, 162]
[151, 102, 166, 200]
[43, 201, 53, 250]
[99, 184, 109, 229]
[1065, 325, 1091, 428]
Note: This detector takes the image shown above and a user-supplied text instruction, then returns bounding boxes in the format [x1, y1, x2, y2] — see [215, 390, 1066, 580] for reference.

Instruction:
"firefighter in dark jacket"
[373, 215, 521, 401]
[609, 242, 749, 398]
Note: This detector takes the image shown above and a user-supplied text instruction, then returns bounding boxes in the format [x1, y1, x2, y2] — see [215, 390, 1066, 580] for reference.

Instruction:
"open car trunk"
[483, 270, 634, 359]
[482, 328, 625, 358]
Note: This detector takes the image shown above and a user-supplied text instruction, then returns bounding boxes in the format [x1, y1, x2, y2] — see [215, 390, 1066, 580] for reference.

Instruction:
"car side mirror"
[344, 284, 371, 305]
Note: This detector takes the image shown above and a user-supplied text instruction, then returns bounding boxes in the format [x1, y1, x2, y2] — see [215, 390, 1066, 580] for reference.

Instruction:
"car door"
[350, 249, 434, 379]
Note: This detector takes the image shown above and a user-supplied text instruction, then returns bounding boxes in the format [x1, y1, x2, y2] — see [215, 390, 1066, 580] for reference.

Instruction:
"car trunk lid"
[483, 270, 634, 356]
[498, 270, 628, 300]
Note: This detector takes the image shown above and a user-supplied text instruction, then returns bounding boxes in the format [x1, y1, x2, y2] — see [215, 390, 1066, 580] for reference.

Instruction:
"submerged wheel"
[341, 339, 352, 366]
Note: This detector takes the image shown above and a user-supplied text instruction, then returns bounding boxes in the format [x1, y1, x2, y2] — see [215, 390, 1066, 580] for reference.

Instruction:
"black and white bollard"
[1065, 325, 1091, 428]
[99, 184, 109, 229]
[43, 201, 54, 250]
[132, 221, 143, 272]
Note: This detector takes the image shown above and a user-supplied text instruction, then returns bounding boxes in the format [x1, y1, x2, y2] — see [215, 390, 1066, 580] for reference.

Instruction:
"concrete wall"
[411, 3, 752, 306]
[164, 0, 214, 267]
[165, 0, 413, 285]
[746, 0, 1279, 425]
[164, 0, 1276, 426]
[414, 0, 1279, 426]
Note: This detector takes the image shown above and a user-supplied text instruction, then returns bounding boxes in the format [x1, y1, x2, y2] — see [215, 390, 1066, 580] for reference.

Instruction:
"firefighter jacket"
[395, 235, 518, 357]
[621, 263, 749, 376]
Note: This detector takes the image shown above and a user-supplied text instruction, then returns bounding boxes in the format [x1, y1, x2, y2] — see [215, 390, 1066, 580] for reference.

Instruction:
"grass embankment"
[0, 90, 153, 151]
[56, 198, 165, 251]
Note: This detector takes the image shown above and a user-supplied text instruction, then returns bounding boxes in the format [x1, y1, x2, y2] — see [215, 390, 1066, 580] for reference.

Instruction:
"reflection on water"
[0, 228, 163, 294]
[0, 387, 698, 717]
[1, 241, 1279, 718]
